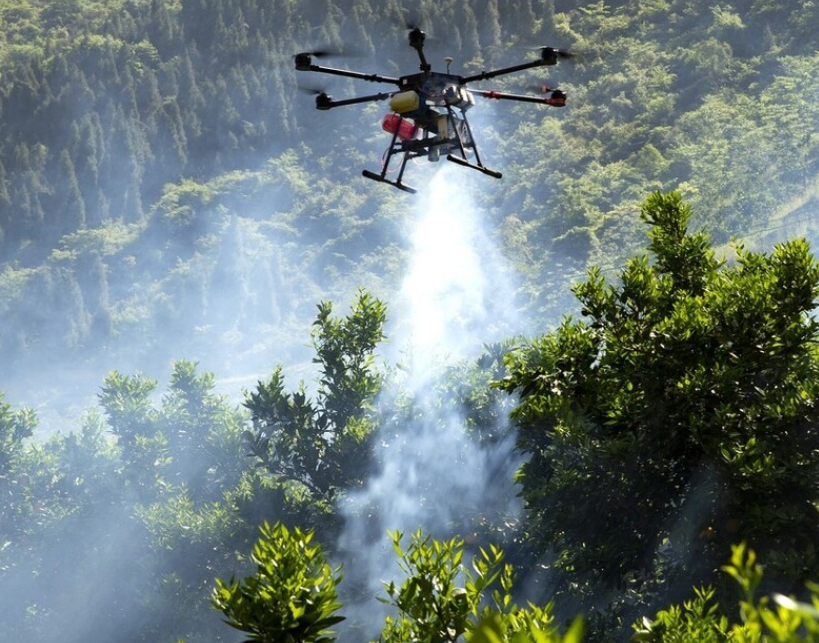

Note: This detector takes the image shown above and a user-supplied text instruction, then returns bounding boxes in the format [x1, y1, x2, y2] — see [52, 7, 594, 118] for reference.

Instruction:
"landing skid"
[362, 108, 500, 193]
[446, 154, 502, 179]
[361, 169, 417, 193]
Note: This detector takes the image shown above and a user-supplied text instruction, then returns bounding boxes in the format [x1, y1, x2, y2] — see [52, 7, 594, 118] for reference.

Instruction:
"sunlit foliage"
[635, 543, 819, 643]
[212, 521, 344, 643]
[498, 192, 819, 625]
[244, 290, 386, 510]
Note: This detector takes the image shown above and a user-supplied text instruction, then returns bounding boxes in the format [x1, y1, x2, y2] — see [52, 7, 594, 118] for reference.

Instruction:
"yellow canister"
[389, 90, 421, 114]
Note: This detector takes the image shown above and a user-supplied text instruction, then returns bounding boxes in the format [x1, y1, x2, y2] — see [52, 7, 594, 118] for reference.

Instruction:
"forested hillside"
[1, 0, 819, 396]
[2, 1, 819, 642]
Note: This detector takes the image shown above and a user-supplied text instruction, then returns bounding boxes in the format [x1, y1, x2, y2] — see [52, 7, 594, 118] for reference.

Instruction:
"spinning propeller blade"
[293, 47, 361, 70]
[297, 50, 330, 58]
[401, 7, 423, 32]
[294, 45, 364, 60]
[531, 46, 575, 59]
[399, 8, 436, 41]
[526, 83, 559, 93]
[297, 85, 332, 109]
[297, 85, 325, 95]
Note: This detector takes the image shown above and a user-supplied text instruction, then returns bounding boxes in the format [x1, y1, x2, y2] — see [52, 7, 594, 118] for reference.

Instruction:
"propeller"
[531, 46, 575, 58]
[408, 26, 426, 49]
[526, 83, 559, 93]
[530, 46, 577, 66]
[294, 47, 347, 59]
[400, 8, 436, 42]
[297, 85, 326, 96]
[401, 7, 424, 32]
[297, 85, 332, 110]
[293, 45, 364, 69]
[294, 49, 336, 71]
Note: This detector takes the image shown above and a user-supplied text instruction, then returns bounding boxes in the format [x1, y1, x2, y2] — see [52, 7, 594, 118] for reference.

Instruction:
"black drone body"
[295, 28, 569, 193]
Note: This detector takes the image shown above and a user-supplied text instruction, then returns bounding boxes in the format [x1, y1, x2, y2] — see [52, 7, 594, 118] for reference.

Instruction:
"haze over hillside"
[1, 0, 818, 423]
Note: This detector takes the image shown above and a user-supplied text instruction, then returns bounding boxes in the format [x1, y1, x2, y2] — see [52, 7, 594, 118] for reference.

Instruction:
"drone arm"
[475, 89, 566, 106]
[316, 91, 393, 110]
[461, 59, 550, 84]
[295, 59, 401, 86]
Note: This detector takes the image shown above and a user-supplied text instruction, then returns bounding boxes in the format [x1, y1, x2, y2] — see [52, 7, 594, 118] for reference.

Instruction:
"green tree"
[213, 526, 581, 643]
[98, 369, 167, 499]
[244, 290, 386, 508]
[93, 362, 260, 642]
[497, 192, 819, 595]
[378, 530, 576, 643]
[634, 543, 819, 643]
[99, 361, 249, 504]
[158, 359, 248, 501]
[0, 392, 36, 477]
[0, 393, 38, 558]
[212, 521, 344, 643]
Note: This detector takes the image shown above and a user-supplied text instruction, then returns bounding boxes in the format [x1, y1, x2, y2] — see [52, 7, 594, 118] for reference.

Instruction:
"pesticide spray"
[337, 166, 527, 640]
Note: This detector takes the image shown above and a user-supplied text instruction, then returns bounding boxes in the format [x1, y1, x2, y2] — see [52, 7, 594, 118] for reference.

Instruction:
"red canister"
[382, 113, 419, 141]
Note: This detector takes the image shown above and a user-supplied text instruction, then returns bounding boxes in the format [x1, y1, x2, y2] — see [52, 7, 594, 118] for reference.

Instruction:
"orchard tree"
[98, 370, 166, 500]
[634, 543, 819, 643]
[158, 360, 249, 501]
[244, 290, 386, 509]
[0, 392, 36, 486]
[498, 191, 819, 594]
[212, 521, 345, 643]
[377, 530, 582, 643]
[212, 525, 582, 643]
[0, 394, 38, 573]
[95, 362, 256, 642]
[99, 361, 248, 503]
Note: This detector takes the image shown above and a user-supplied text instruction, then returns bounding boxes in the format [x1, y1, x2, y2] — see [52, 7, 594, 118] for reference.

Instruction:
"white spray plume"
[337, 166, 526, 640]
[393, 166, 523, 387]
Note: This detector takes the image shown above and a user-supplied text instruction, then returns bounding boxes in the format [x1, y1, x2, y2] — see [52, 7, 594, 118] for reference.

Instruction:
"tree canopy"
[499, 191, 819, 603]
[2, 1, 819, 641]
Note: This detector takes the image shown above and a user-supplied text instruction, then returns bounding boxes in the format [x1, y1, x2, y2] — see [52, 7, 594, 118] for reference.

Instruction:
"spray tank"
[382, 113, 420, 141]
[381, 90, 427, 141]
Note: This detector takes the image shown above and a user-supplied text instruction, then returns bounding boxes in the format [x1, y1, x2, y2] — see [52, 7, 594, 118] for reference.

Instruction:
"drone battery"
[382, 114, 418, 141]
[389, 90, 421, 115]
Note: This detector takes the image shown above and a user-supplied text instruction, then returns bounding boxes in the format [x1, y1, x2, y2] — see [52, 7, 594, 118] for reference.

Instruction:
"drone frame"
[295, 28, 568, 192]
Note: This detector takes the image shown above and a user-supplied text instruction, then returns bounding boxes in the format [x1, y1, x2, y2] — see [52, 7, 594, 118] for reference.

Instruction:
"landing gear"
[361, 109, 501, 193]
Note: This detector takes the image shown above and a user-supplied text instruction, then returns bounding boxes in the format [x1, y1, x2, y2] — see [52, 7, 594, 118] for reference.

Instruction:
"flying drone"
[295, 27, 571, 193]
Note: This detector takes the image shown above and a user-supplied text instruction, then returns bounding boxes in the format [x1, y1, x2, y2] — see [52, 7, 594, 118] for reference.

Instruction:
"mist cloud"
[335, 166, 526, 640]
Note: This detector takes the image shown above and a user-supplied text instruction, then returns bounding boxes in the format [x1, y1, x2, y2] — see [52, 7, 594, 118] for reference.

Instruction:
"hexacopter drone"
[295, 27, 571, 193]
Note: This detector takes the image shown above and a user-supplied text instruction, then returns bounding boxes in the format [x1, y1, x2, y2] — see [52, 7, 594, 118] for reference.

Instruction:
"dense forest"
[2, 0, 819, 642]
[1, 0, 818, 394]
